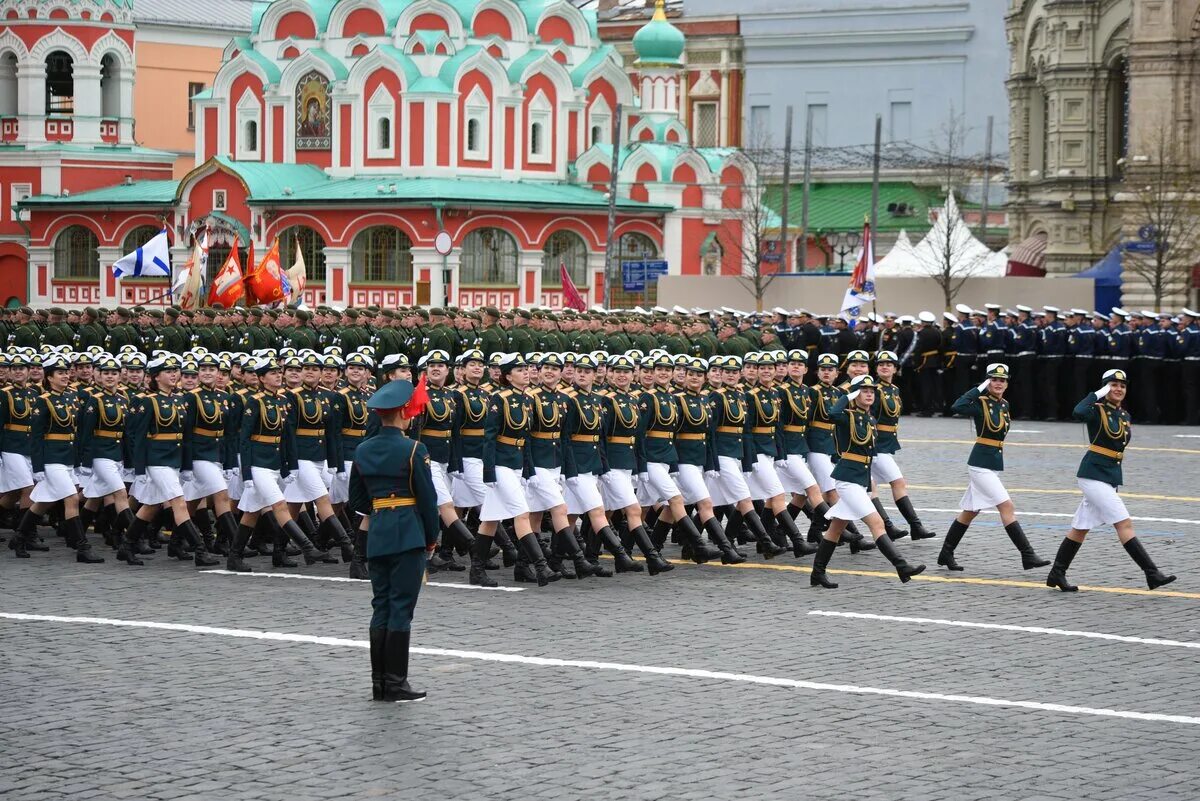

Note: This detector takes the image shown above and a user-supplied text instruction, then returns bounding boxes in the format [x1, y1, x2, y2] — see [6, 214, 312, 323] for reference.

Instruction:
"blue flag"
[112, 229, 170, 279]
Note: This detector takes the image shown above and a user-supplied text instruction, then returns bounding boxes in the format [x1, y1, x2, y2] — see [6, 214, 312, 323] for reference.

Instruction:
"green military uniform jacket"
[744, 384, 783, 465]
[708, 385, 749, 463]
[507, 325, 535, 355]
[871, 381, 903, 455]
[331, 385, 370, 465]
[286, 386, 341, 469]
[161, 324, 190, 354]
[183, 387, 231, 468]
[75, 322, 105, 350]
[952, 386, 1010, 470]
[482, 387, 534, 482]
[76, 389, 128, 466]
[806, 382, 843, 457]
[527, 385, 566, 469]
[561, 387, 605, 478]
[415, 385, 456, 467]
[828, 394, 875, 489]
[599, 388, 642, 473]
[451, 382, 490, 465]
[129, 390, 188, 473]
[638, 387, 679, 467]
[239, 390, 296, 478]
[0, 383, 40, 456]
[286, 327, 318, 351]
[105, 324, 138, 352]
[41, 322, 71, 347]
[672, 388, 712, 469]
[777, 379, 812, 457]
[604, 332, 632, 355]
[348, 427, 440, 558]
[12, 323, 40, 348]
[31, 389, 78, 472]
[1072, 392, 1131, 487]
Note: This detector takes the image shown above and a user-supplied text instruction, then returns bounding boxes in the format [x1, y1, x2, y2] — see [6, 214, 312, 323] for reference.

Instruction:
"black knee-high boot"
[381, 630, 425, 703]
[1005, 521, 1049, 569]
[938, 520, 969, 571]
[226, 522, 255, 573]
[843, 520, 875, 552]
[651, 517, 673, 551]
[702, 517, 746, 564]
[469, 534, 498, 587]
[493, 524, 518, 567]
[284, 517, 335, 565]
[177, 519, 220, 566]
[810, 537, 839, 589]
[895, 496, 934, 539]
[676, 516, 717, 564]
[517, 533, 561, 587]
[744, 509, 786, 558]
[118, 515, 148, 565]
[9, 509, 39, 558]
[775, 509, 817, 557]
[317, 514, 355, 563]
[631, 525, 673, 575]
[350, 528, 370, 580]
[71, 517, 104, 564]
[1123, 537, 1176, 590]
[1046, 537, 1081, 592]
[806, 503, 830, 543]
[250, 515, 274, 556]
[874, 533, 925, 583]
[369, 628, 387, 701]
[598, 525, 642, 573]
[872, 498, 908, 540]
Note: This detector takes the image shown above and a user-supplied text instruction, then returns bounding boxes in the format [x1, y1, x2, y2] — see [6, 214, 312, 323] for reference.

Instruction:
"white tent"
[874, 193, 1008, 278]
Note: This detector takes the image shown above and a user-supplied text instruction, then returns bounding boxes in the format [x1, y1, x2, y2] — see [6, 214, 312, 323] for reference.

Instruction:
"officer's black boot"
[844, 521, 876, 553]
[575, 525, 610, 577]
[226, 523, 255, 573]
[938, 520, 969, 571]
[349, 528, 370, 580]
[612, 510, 633, 553]
[249, 516, 273, 557]
[676, 516, 717, 564]
[381, 630, 426, 703]
[112, 508, 134, 554]
[493, 525, 518, 567]
[1123, 537, 1177, 590]
[10, 509, 37, 558]
[873, 498, 909, 540]
[437, 539, 466, 572]
[517, 533, 560, 587]
[166, 518, 190, 561]
[178, 519, 219, 567]
[369, 628, 387, 701]
[702, 517, 746, 565]
[744, 509, 787, 558]
[895, 495, 935, 540]
[810, 537, 839, 589]
[71, 517, 104, 564]
[806, 503, 830, 543]
[651, 518, 673, 552]
[1005, 521, 1049, 569]
[1046, 537, 1081, 592]
[875, 533, 926, 583]
[213, 511, 237, 558]
[599, 524, 643, 572]
[193, 510, 217, 554]
[317, 515, 355, 563]
[557, 527, 599, 578]
[269, 517, 298, 568]
[118, 514, 147, 566]
[284, 516, 336, 564]
[776, 509, 817, 557]
[762, 510, 789, 551]
[631, 524, 673, 575]
[469, 534, 498, 587]
[78, 505, 97, 539]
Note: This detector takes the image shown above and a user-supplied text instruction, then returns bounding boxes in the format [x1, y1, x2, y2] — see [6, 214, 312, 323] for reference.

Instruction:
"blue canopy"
[1073, 248, 1122, 312]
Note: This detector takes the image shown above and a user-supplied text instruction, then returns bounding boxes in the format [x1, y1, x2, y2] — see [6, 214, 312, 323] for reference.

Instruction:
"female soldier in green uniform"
[350, 379, 440, 703]
[1045, 369, 1176, 591]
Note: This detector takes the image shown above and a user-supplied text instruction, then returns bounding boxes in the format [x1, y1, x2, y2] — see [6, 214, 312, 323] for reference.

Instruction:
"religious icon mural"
[295, 70, 331, 150]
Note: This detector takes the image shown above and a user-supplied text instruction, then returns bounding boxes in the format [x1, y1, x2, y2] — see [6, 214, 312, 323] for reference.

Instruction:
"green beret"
[345, 308, 360, 320]
[295, 309, 313, 322]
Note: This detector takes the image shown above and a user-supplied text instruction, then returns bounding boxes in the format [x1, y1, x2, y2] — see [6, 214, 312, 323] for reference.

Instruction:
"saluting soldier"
[350, 378, 440, 703]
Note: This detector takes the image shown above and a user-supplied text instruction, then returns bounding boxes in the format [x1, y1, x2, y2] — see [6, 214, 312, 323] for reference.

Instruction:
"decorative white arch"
[534, 0, 591, 47]
[395, 0, 466, 41]
[475, 35, 510, 61]
[258, 0, 319, 42]
[29, 27, 92, 65]
[327, 0, 388, 40]
[470, 0, 529, 45]
[278, 49, 337, 97]
[346, 46, 414, 96]
[669, 148, 714, 183]
[451, 48, 511, 98]
[572, 145, 617, 176]
[579, 54, 635, 108]
[213, 52, 273, 102]
[401, 30, 454, 56]
[621, 147, 662, 183]
[89, 30, 135, 69]
[0, 28, 30, 61]
[518, 51, 575, 101]
[277, 39, 309, 59]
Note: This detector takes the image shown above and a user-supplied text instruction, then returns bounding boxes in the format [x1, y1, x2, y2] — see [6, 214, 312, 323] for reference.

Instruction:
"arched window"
[618, 232, 658, 262]
[377, 117, 391, 150]
[460, 227, 518, 284]
[0, 52, 17, 117]
[45, 51, 74, 115]
[467, 118, 479, 151]
[54, 225, 99, 279]
[590, 125, 601, 147]
[701, 235, 723, 276]
[542, 230, 587, 286]
[351, 226, 413, 283]
[606, 232, 660, 309]
[244, 119, 258, 152]
[529, 121, 544, 156]
[100, 53, 120, 118]
[279, 225, 328, 282]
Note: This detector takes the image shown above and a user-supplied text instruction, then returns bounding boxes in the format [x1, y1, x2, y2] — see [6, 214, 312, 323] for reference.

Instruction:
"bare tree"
[718, 126, 784, 311]
[910, 110, 997, 308]
[1122, 124, 1200, 310]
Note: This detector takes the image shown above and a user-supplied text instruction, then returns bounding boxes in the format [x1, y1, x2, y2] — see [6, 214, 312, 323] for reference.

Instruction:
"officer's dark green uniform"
[350, 379, 439, 703]
[479, 309, 508, 358]
[507, 315, 535, 354]
[161, 311, 190, 354]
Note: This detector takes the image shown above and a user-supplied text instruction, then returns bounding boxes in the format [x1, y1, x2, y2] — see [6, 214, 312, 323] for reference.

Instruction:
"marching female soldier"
[870, 351, 934, 539]
[1046, 369, 1176, 592]
[181, 353, 241, 560]
[11, 356, 103, 563]
[2, 351, 41, 553]
[476, 354, 560, 587]
[775, 351, 836, 549]
[331, 352, 374, 580]
[122, 355, 219, 567]
[598, 354, 673, 574]
[810, 375, 926, 588]
[76, 356, 136, 557]
[840, 349, 907, 540]
[937, 363, 1049, 572]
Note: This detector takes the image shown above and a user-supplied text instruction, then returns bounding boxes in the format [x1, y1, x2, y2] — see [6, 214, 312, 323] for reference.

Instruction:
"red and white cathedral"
[9, 0, 751, 310]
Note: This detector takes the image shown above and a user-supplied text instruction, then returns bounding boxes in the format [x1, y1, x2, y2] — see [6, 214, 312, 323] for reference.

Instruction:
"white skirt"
[238, 466, 285, 512]
[747, 454, 786, 500]
[452, 457, 487, 508]
[674, 463, 711, 505]
[481, 465, 529, 522]
[706, 465, 728, 507]
[600, 468, 638, 511]
[0, 452, 34, 492]
[525, 466, 566, 512]
[777, 453, 817, 495]
[825, 480, 876, 522]
[565, 473, 605, 514]
[715, 455, 751, 503]
[428, 460, 453, 507]
[807, 452, 837, 493]
[183, 459, 227, 502]
[130, 465, 184, 506]
[329, 460, 351, 505]
[870, 453, 904, 485]
[30, 463, 78, 504]
[1071, 478, 1130, 530]
[642, 462, 681, 505]
[284, 459, 330, 503]
[83, 457, 126, 499]
[959, 466, 1011, 511]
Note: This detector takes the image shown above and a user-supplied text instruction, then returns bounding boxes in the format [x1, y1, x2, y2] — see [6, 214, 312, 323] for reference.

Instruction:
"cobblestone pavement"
[3, 418, 1200, 801]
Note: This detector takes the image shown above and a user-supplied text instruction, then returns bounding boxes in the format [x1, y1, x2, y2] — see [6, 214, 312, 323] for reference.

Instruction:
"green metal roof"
[437, 44, 482, 86]
[20, 180, 179, 207]
[765, 181, 942, 234]
[570, 45, 615, 88]
[197, 156, 329, 201]
[376, 45, 422, 87]
[306, 47, 349, 80]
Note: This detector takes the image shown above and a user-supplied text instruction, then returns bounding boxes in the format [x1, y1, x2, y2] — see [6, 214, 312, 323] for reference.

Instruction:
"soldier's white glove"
[977, 379, 990, 393]
[637, 472, 649, 485]
[1094, 384, 1112, 399]
[774, 459, 788, 469]
[33, 472, 45, 483]
[281, 473, 296, 487]
[180, 470, 194, 483]
[847, 390, 861, 402]
[705, 469, 721, 481]
[485, 481, 498, 490]
[224, 469, 239, 483]
[77, 466, 93, 478]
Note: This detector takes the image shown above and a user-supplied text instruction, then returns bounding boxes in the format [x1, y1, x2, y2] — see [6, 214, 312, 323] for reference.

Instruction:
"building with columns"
[1006, 0, 1200, 304]
[15, 0, 752, 310]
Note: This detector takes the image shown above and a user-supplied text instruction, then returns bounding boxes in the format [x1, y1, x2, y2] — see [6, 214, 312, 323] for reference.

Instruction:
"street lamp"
[825, 229, 861, 272]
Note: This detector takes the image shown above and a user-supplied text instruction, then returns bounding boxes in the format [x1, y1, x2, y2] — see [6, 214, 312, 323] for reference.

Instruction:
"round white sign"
[434, 230, 452, 256]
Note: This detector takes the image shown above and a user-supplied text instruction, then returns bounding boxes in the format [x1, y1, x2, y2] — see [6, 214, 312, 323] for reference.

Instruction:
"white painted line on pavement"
[1175, 435, 1200, 439]
[3, 611, 1199, 727]
[809, 610, 1200, 650]
[200, 569, 526, 592]
[1008, 429, 1044, 434]
[914, 507, 1200, 527]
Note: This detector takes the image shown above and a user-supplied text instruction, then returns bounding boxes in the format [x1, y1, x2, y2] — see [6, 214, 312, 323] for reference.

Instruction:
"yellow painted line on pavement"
[906, 484, 1200, 503]
[624, 557, 1200, 599]
[905, 438, 1200, 456]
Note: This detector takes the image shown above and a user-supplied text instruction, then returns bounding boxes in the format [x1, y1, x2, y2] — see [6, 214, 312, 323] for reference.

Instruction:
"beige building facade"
[1006, 0, 1200, 306]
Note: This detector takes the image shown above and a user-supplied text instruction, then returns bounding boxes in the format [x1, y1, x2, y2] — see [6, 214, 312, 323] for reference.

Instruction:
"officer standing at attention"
[350, 379, 439, 704]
